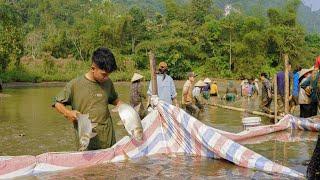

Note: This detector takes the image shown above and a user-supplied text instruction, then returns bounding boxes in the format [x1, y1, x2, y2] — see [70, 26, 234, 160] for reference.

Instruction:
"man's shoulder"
[183, 80, 191, 86]
[67, 75, 85, 86]
[166, 75, 174, 81]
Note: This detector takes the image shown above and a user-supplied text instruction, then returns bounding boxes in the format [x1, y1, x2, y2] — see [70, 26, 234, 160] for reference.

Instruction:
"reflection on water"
[0, 81, 317, 178]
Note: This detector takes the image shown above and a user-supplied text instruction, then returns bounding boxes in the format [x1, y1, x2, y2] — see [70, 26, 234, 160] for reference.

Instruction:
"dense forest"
[0, 0, 320, 82]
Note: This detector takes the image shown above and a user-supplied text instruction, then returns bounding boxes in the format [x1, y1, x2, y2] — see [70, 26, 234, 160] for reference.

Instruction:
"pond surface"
[0, 81, 317, 179]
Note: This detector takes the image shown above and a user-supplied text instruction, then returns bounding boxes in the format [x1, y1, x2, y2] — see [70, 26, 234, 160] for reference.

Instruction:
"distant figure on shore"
[182, 72, 199, 117]
[225, 81, 237, 101]
[147, 62, 178, 107]
[130, 73, 146, 119]
[210, 80, 218, 96]
[260, 73, 272, 114]
[203, 78, 211, 100]
[252, 78, 260, 97]
[193, 80, 206, 111]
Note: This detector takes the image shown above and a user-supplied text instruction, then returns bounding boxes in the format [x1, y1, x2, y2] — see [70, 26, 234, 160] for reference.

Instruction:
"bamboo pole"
[284, 54, 289, 113]
[210, 103, 283, 120]
[274, 74, 278, 123]
[149, 51, 158, 96]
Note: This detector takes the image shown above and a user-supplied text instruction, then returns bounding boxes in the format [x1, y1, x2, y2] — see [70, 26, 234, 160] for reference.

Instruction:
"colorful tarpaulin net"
[1, 101, 318, 179]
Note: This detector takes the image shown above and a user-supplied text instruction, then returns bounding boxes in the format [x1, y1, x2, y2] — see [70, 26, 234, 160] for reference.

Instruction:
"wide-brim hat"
[204, 78, 211, 83]
[254, 78, 259, 82]
[194, 80, 206, 87]
[131, 73, 144, 82]
[299, 67, 314, 78]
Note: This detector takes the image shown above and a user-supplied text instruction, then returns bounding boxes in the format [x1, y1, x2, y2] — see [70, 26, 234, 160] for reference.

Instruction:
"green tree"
[0, 2, 24, 71]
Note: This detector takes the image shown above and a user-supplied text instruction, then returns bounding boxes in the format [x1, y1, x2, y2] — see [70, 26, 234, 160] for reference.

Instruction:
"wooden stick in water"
[149, 51, 158, 96]
[274, 74, 278, 123]
[284, 54, 290, 114]
[210, 103, 283, 120]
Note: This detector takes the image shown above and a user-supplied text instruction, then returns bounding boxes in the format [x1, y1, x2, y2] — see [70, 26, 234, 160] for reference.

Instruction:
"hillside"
[114, 0, 320, 33]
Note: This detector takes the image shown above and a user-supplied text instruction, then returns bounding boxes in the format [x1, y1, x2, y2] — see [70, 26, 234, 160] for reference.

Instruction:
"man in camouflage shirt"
[260, 73, 272, 114]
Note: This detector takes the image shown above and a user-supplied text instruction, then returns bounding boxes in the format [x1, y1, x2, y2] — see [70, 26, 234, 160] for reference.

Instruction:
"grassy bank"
[0, 56, 150, 83]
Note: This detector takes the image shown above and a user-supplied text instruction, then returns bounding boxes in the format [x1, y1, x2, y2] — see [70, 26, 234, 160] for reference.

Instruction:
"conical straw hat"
[131, 73, 144, 82]
[204, 78, 211, 83]
[194, 80, 206, 87]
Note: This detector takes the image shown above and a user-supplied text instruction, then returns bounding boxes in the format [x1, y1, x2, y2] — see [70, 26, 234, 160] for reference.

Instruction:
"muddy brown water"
[0, 81, 317, 179]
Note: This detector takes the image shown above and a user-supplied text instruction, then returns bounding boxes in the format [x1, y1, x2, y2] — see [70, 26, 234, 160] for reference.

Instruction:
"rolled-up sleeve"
[52, 82, 72, 107]
[108, 81, 119, 104]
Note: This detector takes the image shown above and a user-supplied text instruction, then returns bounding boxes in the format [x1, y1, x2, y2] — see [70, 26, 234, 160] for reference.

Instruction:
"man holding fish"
[53, 47, 142, 151]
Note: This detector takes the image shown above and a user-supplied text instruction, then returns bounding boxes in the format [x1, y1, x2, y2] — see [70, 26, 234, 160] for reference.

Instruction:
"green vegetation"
[0, 0, 320, 83]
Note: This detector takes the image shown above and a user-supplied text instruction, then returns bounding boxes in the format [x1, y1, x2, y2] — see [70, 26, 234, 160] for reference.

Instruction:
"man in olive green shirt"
[53, 47, 122, 150]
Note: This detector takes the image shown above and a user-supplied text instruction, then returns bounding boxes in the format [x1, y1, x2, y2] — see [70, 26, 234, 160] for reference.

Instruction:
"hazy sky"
[303, 0, 320, 11]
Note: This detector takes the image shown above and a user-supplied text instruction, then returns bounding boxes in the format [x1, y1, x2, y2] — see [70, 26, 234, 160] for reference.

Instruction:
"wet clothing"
[261, 78, 272, 113]
[147, 74, 177, 104]
[130, 81, 146, 119]
[226, 82, 237, 102]
[182, 80, 200, 116]
[53, 75, 118, 150]
[226, 93, 236, 101]
[192, 87, 204, 111]
[182, 80, 193, 105]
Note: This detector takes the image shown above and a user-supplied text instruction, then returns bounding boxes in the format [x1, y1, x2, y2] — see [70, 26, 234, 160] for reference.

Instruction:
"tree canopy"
[0, 0, 319, 81]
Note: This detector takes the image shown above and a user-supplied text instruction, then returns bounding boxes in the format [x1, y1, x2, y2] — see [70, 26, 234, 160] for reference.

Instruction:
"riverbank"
[2, 78, 237, 89]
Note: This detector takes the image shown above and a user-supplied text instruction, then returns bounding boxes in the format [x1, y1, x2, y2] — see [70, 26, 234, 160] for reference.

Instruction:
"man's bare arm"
[172, 97, 179, 107]
[54, 102, 79, 122]
[112, 98, 123, 107]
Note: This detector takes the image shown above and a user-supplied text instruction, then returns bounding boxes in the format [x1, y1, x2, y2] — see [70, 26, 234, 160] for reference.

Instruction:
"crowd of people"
[52, 47, 320, 153]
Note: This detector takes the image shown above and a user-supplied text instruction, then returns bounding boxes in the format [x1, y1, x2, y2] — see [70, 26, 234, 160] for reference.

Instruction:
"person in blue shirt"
[147, 62, 179, 107]
[289, 66, 302, 113]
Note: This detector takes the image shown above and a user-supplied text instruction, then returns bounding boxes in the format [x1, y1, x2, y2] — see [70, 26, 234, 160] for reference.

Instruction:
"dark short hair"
[260, 72, 267, 78]
[92, 47, 117, 73]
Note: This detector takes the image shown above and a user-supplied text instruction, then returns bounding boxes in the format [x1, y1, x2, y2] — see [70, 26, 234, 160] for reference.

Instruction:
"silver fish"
[77, 114, 97, 151]
[118, 103, 143, 141]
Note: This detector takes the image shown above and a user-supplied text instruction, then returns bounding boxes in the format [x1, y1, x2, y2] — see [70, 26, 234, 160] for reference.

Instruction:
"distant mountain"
[214, 0, 320, 33]
[114, 0, 320, 33]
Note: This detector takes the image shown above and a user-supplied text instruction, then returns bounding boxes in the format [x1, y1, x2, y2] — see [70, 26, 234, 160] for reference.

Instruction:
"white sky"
[302, 0, 320, 11]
